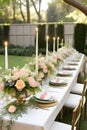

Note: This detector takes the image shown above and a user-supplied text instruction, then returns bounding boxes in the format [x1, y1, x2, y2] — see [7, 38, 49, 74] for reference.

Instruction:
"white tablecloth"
[2, 53, 85, 130]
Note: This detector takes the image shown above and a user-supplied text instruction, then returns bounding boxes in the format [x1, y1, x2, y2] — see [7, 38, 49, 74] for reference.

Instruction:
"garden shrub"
[56, 23, 64, 47]
[48, 24, 55, 51]
[74, 23, 86, 53]
[38, 24, 46, 49]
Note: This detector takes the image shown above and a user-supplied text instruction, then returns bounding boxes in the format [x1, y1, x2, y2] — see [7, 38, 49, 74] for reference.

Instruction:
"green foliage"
[46, 2, 59, 22]
[66, 10, 87, 23]
[0, 45, 35, 56]
[0, 98, 36, 130]
[0, 25, 9, 45]
[37, 23, 64, 52]
[38, 24, 46, 49]
[4, 25, 9, 41]
[56, 23, 64, 47]
[74, 23, 87, 53]
[0, 26, 4, 45]
[48, 24, 55, 51]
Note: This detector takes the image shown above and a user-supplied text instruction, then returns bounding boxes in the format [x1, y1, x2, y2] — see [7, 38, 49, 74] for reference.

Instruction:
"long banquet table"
[2, 53, 85, 130]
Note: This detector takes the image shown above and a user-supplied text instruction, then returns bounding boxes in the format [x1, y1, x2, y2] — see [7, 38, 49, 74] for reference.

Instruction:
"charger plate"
[33, 96, 56, 103]
[33, 92, 57, 104]
[37, 100, 58, 108]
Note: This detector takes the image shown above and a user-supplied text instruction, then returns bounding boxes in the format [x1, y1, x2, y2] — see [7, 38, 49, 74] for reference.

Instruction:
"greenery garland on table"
[0, 98, 36, 130]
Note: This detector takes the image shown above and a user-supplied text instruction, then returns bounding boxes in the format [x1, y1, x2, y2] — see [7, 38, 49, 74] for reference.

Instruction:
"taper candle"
[46, 35, 49, 61]
[35, 28, 38, 75]
[53, 37, 56, 52]
[4, 41, 8, 70]
[57, 37, 59, 52]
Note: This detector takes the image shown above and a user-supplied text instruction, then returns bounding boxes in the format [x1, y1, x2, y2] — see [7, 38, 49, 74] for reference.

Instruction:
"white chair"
[64, 79, 87, 120]
[71, 83, 85, 95]
[50, 99, 82, 130]
[77, 56, 87, 83]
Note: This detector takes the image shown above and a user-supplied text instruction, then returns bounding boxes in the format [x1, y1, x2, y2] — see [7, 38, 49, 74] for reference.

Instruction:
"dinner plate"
[56, 71, 72, 77]
[49, 77, 67, 86]
[68, 62, 78, 65]
[63, 65, 76, 70]
[71, 59, 80, 62]
[33, 92, 56, 103]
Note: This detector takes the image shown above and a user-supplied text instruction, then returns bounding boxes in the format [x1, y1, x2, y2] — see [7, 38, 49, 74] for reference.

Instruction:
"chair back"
[82, 79, 87, 96]
[81, 79, 87, 107]
[71, 99, 82, 130]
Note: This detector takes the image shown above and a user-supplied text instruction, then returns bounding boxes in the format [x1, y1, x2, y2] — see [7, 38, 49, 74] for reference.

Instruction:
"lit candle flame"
[46, 35, 49, 40]
[36, 27, 38, 32]
[4, 41, 8, 46]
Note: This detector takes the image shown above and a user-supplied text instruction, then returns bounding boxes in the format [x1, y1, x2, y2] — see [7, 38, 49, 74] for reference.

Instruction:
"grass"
[0, 55, 34, 71]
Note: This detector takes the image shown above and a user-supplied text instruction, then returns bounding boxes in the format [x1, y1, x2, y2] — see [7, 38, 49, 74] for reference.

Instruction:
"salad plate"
[68, 62, 78, 65]
[63, 65, 76, 70]
[49, 77, 67, 86]
[56, 71, 72, 77]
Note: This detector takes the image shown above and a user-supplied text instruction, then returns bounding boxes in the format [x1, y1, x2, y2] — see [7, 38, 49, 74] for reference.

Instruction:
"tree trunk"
[38, 0, 42, 22]
[12, 1, 16, 23]
[31, 0, 42, 22]
[63, 0, 87, 16]
[19, 0, 26, 22]
[26, 0, 30, 23]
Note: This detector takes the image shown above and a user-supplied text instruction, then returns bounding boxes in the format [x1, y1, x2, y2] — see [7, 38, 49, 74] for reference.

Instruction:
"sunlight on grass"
[0, 55, 34, 71]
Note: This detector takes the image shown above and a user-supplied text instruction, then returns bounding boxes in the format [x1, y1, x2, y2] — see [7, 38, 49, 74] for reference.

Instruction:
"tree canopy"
[0, 0, 87, 23]
[63, 0, 87, 16]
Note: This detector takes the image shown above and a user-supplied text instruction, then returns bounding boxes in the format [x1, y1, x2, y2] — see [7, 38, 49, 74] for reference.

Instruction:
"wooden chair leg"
[60, 108, 64, 120]
[83, 100, 87, 120]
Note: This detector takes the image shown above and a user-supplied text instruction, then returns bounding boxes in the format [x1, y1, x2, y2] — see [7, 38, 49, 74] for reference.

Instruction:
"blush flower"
[19, 68, 29, 78]
[8, 105, 16, 113]
[12, 72, 20, 80]
[27, 76, 39, 87]
[37, 72, 44, 79]
[0, 83, 4, 91]
[15, 79, 25, 91]
[39, 63, 48, 73]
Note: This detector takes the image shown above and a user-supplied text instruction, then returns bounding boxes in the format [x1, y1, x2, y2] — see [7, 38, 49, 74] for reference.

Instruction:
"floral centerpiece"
[0, 67, 41, 130]
[37, 56, 48, 80]
[0, 67, 41, 102]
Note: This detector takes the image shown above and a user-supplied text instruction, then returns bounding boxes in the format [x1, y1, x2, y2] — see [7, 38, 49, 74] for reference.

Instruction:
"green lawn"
[0, 55, 34, 71]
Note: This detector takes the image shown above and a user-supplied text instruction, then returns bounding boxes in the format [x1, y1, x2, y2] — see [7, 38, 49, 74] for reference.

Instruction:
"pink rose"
[8, 105, 16, 113]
